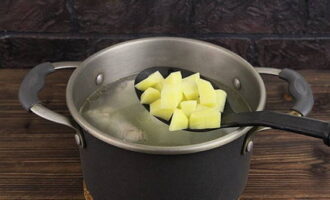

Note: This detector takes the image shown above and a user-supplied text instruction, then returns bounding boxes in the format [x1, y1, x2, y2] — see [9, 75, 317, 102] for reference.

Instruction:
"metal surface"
[255, 67, 281, 75]
[53, 61, 81, 70]
[246, 141, 254, 152]
[289, 110, 303, 117]
[233, 77, 241, 90]
[75, 134, 82, 146]
[29, 62, 84, 148]
[31, 104, 76, 130]
[65, 37, 267, 154]
[95, 73, 104, 85]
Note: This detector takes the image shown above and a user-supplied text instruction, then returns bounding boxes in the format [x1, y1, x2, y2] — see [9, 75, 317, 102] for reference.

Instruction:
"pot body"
[80, 130, 251, 200]
[67, 37, 264, 199]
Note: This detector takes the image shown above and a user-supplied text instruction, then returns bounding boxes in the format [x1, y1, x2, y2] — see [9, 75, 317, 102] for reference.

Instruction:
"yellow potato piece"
[215, 89, 227, 112]
[184, 73, 200, 82]
[180, 100, 197, 117]
[182, 95, 188, 101]
[161, 84, 183, 109]
[164, 71, 182, 85]
[182, 73, 200, 100]
[140, 87, 160, 104]
[135, 71, 164, 91]
[152, 81, 163, 91]
[197, 79, 217, 107]
[138, 70, 224, 131]
[196, 103, 213, 111]
[189, 109, 221, 129]
[150, 99, 174, 121]
[182, 81, 199, 100]
[169, 109, 188, 131]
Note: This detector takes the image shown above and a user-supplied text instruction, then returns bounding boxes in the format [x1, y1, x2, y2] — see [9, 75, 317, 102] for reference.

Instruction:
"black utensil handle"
[279, 68, 314, 116]
[18, 62, 55, 111]
[223, 111, 330, 146]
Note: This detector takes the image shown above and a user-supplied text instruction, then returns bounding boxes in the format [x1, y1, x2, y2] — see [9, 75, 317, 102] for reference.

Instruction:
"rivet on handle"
[233, 78, 241, 90]
[246, 141, 254, 152]
[96, 73, 104, 85]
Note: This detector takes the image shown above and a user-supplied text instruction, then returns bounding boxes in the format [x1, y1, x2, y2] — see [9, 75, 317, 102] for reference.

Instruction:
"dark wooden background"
[0, 0, 330, 70]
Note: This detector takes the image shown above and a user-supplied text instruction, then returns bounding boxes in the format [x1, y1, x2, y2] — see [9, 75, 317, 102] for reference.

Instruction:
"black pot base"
[83, 182, 242, 200]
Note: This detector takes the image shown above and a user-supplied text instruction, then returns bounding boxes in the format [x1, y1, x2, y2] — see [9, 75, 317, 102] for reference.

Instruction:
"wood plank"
[0, 69, 329, 199]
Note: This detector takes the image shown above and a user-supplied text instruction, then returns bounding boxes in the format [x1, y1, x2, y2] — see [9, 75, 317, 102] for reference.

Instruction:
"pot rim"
[66, 37, 266, 155]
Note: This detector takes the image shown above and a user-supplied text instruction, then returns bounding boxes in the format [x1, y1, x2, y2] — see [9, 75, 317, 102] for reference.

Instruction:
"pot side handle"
[18, 62, 84, 147]
[255, 67, 314, 116]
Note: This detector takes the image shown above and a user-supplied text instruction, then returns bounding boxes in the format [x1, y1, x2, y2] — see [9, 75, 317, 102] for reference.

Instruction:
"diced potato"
[161, 84, 183, 109]
[137, 69, 225, 131]
[195, 103, 213, 111]
[197, 79, 217, 107]
[150, 99, 174, 121]
[152, 81, 163, 91]
[189, 109, 221, 129]
[169, 109, 188, 131]
[182, 95, 188, 101]
[182, 81, 198, 100]
[182, 74, 200, 100]
[140, 87, 160, 104]
[183, 73, 200, 82]
[215, 89, 227, 112]
[135, 71, 164, 91]
[164, 71, 182, 85]
[180, 100, 197, 117]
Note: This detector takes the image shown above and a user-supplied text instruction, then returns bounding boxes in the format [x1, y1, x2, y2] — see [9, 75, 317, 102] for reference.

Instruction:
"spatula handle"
[223, 111, 330, 146]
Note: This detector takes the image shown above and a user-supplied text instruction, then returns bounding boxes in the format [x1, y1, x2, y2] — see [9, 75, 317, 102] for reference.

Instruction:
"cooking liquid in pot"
[80, 74, 251, 146]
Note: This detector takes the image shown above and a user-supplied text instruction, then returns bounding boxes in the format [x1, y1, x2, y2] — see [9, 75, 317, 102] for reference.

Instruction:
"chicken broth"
[80, 74, 251, 146]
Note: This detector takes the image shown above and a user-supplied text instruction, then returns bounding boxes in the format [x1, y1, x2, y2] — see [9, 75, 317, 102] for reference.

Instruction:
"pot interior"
[66, 37, 266, 151]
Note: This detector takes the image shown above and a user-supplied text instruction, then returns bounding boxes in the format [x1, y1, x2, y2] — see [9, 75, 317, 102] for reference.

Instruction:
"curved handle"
[19, 62, 55, 110]
[18, 61, 84, 147]
[255, 67, 314, 116]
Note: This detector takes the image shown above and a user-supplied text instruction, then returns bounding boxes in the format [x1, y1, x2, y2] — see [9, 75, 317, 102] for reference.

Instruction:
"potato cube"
[180, 100, 197, 117]
[161, 84, 183, 109]
[150, 99, 174, 121]
[215, 89, 227, 112]
[189, 109, 221, 129]
[140, 87, 160, 104]
[135, 71, 164, 91]
[164, 71, 182, 85]
[152, 81, 163, 91]
[182, 74, 200, 100]
[197, 79, 217, 107]
[182, 81, 198, 100]
[195, 103, 213, 111]
[184, 73, 200, 82]
[169, 109, 188, 131]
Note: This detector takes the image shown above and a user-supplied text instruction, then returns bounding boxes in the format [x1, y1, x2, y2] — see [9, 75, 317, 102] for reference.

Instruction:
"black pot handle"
[18, 62, 85, 148]
[19, 62, 55, 111]
[255, 67, 314, 116]
[279, 68, 314, 116]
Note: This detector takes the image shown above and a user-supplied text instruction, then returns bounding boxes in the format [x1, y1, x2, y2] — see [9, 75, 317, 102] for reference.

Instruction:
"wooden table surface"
[0, 69, 329, 200]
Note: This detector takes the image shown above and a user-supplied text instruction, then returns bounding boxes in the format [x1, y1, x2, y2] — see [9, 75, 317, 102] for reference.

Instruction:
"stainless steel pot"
[18, 37, 318, 200]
